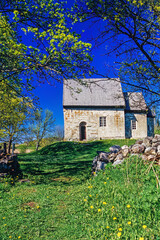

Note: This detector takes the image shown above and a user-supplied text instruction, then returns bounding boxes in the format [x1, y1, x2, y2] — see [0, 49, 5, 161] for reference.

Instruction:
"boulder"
[131, 144, 145, 154]
[152, 138, 158, 143]
[135, 140, 143, 145]
[96, 161, 107, 171]
[121, 145, 129, 150]
[122, 148, 130, 157]
[113, 159, 124, 166]
[92, 156, 98, 171]
[97, 151, 111, 163]
[0, 154, 22, 178]
[157, 145, 160, 154]
[152, 142, 160, 148]
[141, 142, 146, 147]
[143, 137, 152, 147]
[92, 156, 98, 165]
[141, 155, 148, 161]
[108, 152, 117, 162]
[144, 147, 157, 155]
[147, 155, 156, 161]
[153, 134, 160, 142]
[109, 145, 121, 153]
[115, 153, 123, 161]
[92, 135, 159, 175]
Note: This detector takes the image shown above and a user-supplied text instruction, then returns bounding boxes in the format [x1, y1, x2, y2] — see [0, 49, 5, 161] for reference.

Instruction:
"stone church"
[63, 78, 154, 141]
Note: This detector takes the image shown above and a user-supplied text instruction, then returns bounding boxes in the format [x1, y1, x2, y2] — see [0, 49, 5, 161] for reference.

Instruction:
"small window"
[100, 117, 106, 127]
[132, 120, 136, 130]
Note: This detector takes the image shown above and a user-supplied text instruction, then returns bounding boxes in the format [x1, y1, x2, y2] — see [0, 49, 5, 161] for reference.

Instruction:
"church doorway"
[79, 122, 86, 141]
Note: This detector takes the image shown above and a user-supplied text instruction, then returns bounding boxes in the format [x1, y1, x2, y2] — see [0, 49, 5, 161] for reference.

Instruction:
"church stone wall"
[64, 108, 125, 141]
[125, 112, 147, 139]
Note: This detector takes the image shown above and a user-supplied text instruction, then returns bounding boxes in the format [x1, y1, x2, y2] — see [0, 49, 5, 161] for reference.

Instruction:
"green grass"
[0, 139, 160, 240]
[15, 144, 35, 154]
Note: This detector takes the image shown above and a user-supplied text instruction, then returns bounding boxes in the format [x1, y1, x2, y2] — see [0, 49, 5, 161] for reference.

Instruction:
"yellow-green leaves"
[0, 0, 93, 92]
[0, 80, 33, 144]
[13, 10, 19, 20]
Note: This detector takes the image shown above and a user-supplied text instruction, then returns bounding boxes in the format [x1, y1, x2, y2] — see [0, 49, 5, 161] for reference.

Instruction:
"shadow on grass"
[17, 140, 136, 186]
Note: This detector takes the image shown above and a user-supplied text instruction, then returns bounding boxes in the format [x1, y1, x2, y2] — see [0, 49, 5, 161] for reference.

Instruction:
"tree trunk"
[3, 143, 7, 155]
[36, 141, 40, 151]
[8, 137, 12, 154]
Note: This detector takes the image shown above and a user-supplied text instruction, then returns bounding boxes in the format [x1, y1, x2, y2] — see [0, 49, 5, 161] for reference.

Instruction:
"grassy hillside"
[0, 139, 160, 239]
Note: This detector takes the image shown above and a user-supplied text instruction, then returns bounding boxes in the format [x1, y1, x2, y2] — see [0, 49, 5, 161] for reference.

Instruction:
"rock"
[115, 153, 123, 161]
[97, 151, 111, 163]
[113, 159, 124, 166]
[147, 155, 156, 161]
[18, 179, 30, 183]
[121, 145, 129, 150]
[108, 152, 117, 161]
[154, 134, 160, 142]
[152, 142, 160, 147]
[152, 138, 158, 143]
[0, 154, 22, 178]
[131, 144, 145, 154]
[109, 145, 121, 153]
[122, 148, 130, 157]
[143, 137, 152, 147]
[92, 135, 160, 175]
[92, 156, 98, 165]
[141, 155, 148, 161]
[96, 161, 107, 171]
[92, 156, 98, 172]
[135, 140, 143, 145]
[0, 161, 8, 173]
[157, 145, 160, 154]
[144, 147, 157, 155]
[141, 142, 146, 147]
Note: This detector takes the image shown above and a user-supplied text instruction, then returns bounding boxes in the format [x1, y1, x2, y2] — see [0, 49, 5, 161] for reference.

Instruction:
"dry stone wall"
[0, 152, 22, 178]
[92, 134, 160, 174]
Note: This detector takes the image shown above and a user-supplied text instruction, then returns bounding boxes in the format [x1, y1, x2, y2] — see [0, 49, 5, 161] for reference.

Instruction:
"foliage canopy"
[74, 0, 160, 104]
[0, 80, 32, 152]
[0, 0, 93, 93]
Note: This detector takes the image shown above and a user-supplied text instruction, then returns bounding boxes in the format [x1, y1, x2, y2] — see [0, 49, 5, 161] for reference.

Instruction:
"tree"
[27, 109, 55, 151]
[0, 80, 32, 153]
[0, 0, 93, 94]
[54, 125, 64, 140]
[74, 0, 160, 104]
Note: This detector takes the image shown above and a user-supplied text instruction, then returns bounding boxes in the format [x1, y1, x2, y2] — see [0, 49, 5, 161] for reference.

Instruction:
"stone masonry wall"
[64, 108, 125, 141]
[92, 135, 160, 174]
[125, 112, 147, 139]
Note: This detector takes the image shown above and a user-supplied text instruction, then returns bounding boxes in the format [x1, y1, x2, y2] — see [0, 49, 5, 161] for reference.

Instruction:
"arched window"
[79, 122, 87, 141]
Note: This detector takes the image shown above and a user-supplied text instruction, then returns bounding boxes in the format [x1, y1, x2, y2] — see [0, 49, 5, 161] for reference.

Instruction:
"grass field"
[0, 139, 160, 240]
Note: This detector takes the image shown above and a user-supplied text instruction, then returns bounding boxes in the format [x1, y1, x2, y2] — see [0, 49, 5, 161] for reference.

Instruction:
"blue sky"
[16, 0, 159, 127]
[33, 12, 118, 128]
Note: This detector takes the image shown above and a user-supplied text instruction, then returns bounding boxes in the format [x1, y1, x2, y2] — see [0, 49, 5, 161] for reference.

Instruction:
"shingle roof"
[123, 92, 147, 111]
[63, 78, 125, 107]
